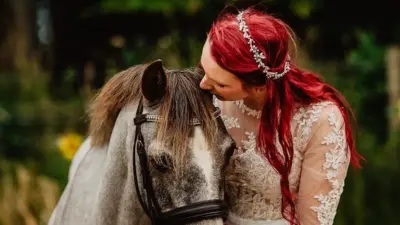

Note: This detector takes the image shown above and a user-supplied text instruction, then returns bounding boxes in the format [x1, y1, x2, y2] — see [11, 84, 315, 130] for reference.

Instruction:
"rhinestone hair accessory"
[237, 11, 290, 80]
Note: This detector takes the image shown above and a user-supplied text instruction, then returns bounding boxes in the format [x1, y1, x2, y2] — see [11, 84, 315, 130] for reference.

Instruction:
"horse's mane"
[89, 65, 145, 147]
[88, 64, 218, 169]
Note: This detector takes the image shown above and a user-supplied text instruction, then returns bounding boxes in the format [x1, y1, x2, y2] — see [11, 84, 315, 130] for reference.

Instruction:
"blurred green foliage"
[0, 0, 399, 224]
[0, 66, 86, 189]
[100, 0, 204, 14]
[326, 32, 399, 225]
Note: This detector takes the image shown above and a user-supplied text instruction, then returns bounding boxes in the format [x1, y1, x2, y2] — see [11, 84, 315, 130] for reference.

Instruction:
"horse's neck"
[68, 137, 95, 179]
[49, 137, 109, 225]
[49, 99, 149, 225]
[91, 100, 150, 225]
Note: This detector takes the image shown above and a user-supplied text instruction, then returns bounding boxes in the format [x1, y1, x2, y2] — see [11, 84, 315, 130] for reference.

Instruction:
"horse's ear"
[141, 59, 167, 103]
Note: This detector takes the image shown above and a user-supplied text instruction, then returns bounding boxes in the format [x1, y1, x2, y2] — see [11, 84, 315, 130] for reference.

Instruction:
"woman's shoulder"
[293, 101, 344, 124]
[291, 101, 345, 150]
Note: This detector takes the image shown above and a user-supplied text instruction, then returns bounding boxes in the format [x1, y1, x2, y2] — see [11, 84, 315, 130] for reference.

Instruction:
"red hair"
[208, 8, 364, 225]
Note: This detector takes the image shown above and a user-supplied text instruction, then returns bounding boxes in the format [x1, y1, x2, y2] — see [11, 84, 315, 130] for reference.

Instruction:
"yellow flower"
[57, 133, 83, 160]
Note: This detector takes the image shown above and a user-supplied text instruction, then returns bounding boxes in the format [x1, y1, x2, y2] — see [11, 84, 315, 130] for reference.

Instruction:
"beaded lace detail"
[217, 100, 350, 225]
[234, 100, 261, 119]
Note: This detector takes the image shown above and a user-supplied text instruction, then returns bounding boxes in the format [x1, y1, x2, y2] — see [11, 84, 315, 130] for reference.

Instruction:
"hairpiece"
[237, 11, 290, 80]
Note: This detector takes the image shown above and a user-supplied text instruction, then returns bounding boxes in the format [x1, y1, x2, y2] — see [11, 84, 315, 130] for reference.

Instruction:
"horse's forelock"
[89, 65, 219, 175]
[156, 68, 219, 175]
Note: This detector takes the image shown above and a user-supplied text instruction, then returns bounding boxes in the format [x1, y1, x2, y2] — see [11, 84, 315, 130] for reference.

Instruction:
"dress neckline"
[234, 100, 262, 119]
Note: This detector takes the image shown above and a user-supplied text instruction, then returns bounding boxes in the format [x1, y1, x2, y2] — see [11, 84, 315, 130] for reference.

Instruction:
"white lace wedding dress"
[214, 98, 350, 225]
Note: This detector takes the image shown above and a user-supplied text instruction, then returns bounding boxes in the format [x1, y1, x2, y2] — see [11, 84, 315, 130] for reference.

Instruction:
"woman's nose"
[200, 76, 212, 90]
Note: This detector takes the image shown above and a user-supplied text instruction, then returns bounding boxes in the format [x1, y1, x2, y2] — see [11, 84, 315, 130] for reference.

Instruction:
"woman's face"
[199, 40, 249, 101]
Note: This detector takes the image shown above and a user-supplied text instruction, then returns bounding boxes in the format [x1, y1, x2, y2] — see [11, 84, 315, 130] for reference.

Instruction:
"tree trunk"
[386, 46, 400, 132]
[0, 0, 35, 72]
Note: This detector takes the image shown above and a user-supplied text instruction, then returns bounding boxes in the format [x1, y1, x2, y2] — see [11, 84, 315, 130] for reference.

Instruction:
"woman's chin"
[214, 94, 227, 101]
[214, 95, 244, 102]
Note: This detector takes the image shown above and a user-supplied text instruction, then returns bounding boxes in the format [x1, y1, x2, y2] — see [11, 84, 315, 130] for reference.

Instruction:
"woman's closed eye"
[216, 83, 227, 88]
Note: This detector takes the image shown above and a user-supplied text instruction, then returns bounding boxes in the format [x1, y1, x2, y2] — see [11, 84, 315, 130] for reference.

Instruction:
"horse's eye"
[150, 153, 174, 173]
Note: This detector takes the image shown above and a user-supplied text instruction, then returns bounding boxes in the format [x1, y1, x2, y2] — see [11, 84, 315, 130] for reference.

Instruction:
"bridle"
[133, 98, 229, 225]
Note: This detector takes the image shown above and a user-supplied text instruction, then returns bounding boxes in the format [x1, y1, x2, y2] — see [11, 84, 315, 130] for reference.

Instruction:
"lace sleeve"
[295, 104, 350, 225]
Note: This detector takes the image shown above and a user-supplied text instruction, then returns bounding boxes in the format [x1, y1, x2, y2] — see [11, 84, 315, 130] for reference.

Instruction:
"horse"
[48, 60, 235, 225]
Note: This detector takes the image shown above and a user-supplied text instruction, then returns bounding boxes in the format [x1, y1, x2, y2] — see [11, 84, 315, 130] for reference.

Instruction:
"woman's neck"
[243, 88, 267, 111]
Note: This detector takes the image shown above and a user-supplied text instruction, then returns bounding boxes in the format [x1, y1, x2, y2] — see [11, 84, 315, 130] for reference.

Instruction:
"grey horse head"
[136, 60, 235, 225]
[48, 60, 235, 225]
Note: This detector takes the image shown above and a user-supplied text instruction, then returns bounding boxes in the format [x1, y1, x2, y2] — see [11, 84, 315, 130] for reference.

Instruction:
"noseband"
[133, 98, 228, 225]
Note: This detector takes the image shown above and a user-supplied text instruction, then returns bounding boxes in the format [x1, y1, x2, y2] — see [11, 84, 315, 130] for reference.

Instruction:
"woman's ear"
[141, 59, 167, 103]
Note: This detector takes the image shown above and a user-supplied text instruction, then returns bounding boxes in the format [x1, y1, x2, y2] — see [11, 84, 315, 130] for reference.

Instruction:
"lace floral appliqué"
[310, 109, 348, 225]
[292, 102, 329, 152]
[221, 115, 241, 130]
[234, 100, 261, 119]
[241, 132, 256, 152]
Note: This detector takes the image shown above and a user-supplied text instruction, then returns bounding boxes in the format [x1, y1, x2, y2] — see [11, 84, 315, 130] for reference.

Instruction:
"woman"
[199, 7, 364, 225]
